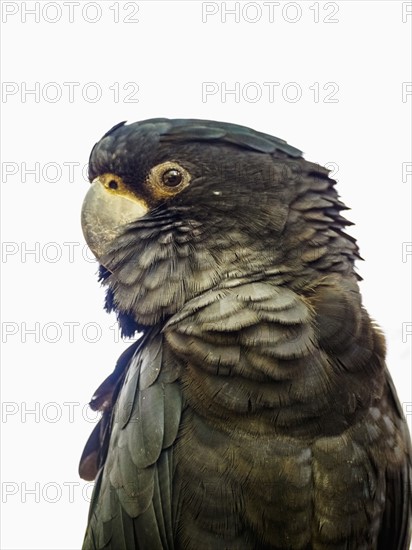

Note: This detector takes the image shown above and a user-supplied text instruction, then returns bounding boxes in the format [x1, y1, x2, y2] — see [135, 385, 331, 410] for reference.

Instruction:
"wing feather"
[82, 331, 182, 550]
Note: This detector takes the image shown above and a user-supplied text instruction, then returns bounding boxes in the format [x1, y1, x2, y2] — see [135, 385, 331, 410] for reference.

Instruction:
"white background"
[1, 1, 411, 549]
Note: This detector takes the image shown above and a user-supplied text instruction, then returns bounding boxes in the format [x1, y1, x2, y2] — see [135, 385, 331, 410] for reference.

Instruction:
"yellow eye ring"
[147, 161, 191, 199]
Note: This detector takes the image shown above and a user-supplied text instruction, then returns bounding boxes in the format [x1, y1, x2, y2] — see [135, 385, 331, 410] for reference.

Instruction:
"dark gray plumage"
[79, 118, 412, 549]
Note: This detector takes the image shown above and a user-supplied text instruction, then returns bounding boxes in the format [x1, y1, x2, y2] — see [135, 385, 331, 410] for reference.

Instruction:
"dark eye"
[108, 180, 118, 190]
[162, 169, 183, 187]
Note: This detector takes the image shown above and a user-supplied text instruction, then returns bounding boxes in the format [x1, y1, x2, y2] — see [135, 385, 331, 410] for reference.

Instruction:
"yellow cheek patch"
[94, 173, 149, 209]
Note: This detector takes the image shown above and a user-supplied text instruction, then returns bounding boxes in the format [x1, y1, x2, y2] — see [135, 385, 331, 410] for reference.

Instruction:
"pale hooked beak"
[81, 176, 148, 260]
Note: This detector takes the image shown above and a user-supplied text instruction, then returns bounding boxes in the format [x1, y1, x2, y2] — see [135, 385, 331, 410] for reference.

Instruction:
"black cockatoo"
[79, 118, 411, 549]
